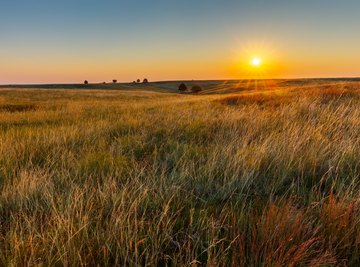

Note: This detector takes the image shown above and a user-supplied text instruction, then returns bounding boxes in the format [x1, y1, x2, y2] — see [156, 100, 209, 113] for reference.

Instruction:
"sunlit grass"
[0, 82, 360, 265]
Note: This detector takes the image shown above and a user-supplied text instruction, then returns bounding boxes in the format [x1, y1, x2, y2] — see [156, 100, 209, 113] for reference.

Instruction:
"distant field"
[2, 77, 360, 94]
[1, 80, 360, 266]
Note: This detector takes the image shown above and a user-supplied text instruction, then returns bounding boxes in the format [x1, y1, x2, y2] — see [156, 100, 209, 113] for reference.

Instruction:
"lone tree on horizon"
[113, 79, 117, 83]
[84, 80, 88, 85]
[178, 83, 187, 92]
[143, 78, 148, 83]
[137, 79, 141, 83]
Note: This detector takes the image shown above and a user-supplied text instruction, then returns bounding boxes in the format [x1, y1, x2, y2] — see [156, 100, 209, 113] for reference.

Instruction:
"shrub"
[191, 85, 202, 93]
[113, 80, 117, 83]
[178, 83, 187, 92]
[143, 78, 149, 83]
[137, 79, 141, 83]
[84, 80, 88, 85]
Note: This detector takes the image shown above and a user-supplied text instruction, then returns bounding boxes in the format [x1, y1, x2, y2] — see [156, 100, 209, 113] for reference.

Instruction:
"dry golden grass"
[1, 81, 360, 266]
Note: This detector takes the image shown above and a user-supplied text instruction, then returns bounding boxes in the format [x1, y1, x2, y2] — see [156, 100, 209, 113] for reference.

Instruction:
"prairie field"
[1, 79, 360, 266]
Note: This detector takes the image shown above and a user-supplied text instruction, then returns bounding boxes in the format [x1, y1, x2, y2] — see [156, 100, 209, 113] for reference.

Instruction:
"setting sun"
[251, 57, 262, 67]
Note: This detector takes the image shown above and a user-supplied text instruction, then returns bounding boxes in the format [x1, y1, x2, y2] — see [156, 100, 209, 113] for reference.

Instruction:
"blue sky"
[1, 0, 360, 83]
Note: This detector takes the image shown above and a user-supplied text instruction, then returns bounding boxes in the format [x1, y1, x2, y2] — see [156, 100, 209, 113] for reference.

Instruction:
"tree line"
[83, 79, 149, 84]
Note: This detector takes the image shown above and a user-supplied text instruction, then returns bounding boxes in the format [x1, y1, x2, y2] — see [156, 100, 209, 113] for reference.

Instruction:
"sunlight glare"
[251, 57, 261, 67]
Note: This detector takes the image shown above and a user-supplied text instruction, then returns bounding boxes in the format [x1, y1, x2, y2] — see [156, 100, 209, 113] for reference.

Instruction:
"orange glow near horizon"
[228, 42, 280, 80]
[2, 39, 360, 84]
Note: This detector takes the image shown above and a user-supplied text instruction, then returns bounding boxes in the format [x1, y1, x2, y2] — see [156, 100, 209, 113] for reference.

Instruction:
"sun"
[251, 57, 262, 67]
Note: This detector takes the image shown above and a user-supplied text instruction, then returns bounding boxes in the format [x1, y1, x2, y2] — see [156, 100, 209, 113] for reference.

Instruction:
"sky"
[1, 0, 360, 84]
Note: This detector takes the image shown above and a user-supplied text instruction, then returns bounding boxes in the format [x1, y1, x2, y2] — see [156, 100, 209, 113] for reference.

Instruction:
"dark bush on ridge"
[143, 78, 149, 83]
[191, 85, 202, 93]
[84, 80, 88, 85]
[178, 83, 187, 92]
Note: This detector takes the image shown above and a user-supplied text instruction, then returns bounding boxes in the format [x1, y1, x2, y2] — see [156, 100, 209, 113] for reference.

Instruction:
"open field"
[1, 79, 360, 266]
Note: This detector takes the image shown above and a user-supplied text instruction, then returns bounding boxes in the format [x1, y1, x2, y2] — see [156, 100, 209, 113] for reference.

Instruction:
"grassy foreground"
[1, 82, 360, 266]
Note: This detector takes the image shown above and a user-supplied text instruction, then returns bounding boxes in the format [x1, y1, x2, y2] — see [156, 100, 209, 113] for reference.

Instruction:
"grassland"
[1, 80, 360, 266]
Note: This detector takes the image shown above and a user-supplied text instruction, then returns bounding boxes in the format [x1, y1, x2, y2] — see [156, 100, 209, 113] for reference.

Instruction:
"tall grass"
[0, 84, 360, 266]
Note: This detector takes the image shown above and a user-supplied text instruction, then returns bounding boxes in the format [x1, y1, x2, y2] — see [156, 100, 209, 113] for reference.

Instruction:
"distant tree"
[191, 85, 202, 94]
[133, 81, 136, 83]
[137, 79, 141, 83]
[178, 83, 187, 92]
[143, 78, 149, 83]
[113, 79, 117, 83]
[103, 82, 106, 84]
[84, 80, 88, 85]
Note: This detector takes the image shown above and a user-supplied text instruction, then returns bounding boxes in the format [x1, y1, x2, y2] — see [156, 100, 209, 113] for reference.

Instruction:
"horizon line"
[1, 76, 360, 87]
